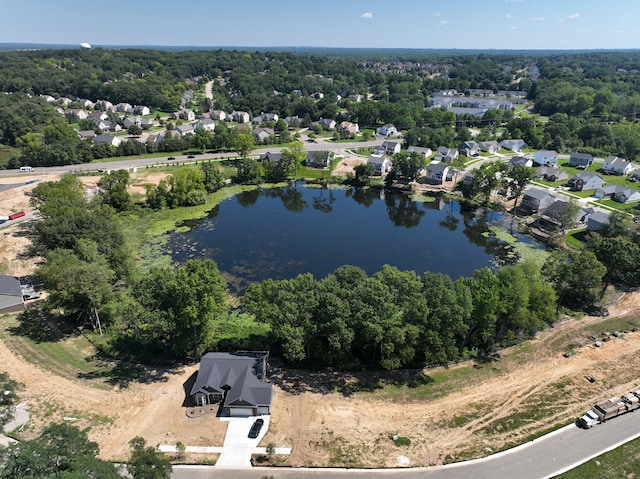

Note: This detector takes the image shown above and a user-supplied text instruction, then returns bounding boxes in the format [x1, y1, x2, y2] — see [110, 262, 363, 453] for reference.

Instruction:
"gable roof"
[190, 352, 272, 408]
[0, 275, 24, 312]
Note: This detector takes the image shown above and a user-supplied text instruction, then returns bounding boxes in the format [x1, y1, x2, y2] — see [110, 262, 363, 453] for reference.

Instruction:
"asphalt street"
[171, 411, 640, 479]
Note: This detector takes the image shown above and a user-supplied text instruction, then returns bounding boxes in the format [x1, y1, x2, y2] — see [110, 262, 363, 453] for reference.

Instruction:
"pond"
[168, 183, 544, 293]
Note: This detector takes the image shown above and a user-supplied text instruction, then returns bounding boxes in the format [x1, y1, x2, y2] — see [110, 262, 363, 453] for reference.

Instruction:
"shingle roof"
[190, 352, 273, 408]
[0, 275, 23, 312]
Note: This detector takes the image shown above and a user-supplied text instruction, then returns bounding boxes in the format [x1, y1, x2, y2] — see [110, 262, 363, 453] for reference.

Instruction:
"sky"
[2, 0, 640, 51]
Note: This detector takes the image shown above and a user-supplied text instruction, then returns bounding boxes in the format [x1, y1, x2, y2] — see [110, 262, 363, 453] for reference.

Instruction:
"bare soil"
[331, 157, 367, 177]
[2, 173, 640, 468]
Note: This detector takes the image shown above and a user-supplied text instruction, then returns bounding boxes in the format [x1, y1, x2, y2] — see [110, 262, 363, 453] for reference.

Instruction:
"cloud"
[567, 13, 580, 20]
[438, 20, 448, 26]
[509, 26, 519, 30]
[506, 13, 512, 19]
[434, 12, 441, 17]
[360, 12, 373, 19]
[532, 16, 545, 21]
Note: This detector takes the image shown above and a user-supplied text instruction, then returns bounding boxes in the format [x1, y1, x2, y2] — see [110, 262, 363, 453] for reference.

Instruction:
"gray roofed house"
[259, 151, 282, 163]
[190, 352, 273, 416]
[426, 162, 452, 185]
[568, 152, 594, 169]
[537, 166, 569, 182]
[434, 146, 459, 162]
[533, 150, 559, 166]
[478, 140, 500, 153]
[594, 185, 640, 203]
[520, 187, 555, 212]
[0, 275, 24, 314]
[567, 172, 604, 191]
[500, 139, 526, 152]
[407, 146, 432, 158]
[305, 150, 334, 168]
[509, 156, 533, 169]
[458, 140, 479, 157]
[586, 210, 611, 232]
[602, 156, 635, 176]
[381, 141, 402, 155]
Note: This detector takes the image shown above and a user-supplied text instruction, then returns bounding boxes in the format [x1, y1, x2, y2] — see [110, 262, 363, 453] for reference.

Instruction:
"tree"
[504, 165, 535, 215]
[98, 169, 131, 212]
[234, 157, 260, 184]
[587, 234, 640, 288]
[542, 250, 606, 311]
[128, 124, 143, 136]
[280, 140, 307, 178]
[0, 423, 120, 479]
[200, 162, 225, 193]
[232, 131, 255, 158]
[193, 127, 213, 151]
[0, 372, 19, 429]
[127, 437, 172, 479]
[353, 162, 375, 184]
[391, 151, 426, 181]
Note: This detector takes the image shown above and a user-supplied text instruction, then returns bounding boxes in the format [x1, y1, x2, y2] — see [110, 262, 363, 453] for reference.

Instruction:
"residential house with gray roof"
[567, 172, 604, 191]
[568, 152, 594, 169]
[603, 156, 636, 176]
[190, 352, 273, 416]
[520, 187, 555, 212]
[0, 275, 24, 314]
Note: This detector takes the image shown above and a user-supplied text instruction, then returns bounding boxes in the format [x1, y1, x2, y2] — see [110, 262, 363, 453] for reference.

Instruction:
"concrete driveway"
[215, 416, 270, 467]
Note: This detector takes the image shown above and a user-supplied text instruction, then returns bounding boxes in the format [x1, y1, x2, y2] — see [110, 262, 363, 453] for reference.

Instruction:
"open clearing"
[2, 173, 640, 467]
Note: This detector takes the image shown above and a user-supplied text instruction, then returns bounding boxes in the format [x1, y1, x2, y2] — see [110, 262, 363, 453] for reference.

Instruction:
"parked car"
[187, 155, 195, 159]
[563, 352, 573, 358]
[248, 418, 264, 438]
[168, 156, 176, 161]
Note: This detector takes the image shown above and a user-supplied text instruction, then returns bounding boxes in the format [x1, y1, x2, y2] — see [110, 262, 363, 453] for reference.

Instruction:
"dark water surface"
[168, 184, 539, 293]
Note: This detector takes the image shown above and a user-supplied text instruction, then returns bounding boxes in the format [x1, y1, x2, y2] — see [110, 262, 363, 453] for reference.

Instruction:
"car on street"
[187, 155, 195, 158]
[168, 156, 176, 160]
[248, 418, 264, 438]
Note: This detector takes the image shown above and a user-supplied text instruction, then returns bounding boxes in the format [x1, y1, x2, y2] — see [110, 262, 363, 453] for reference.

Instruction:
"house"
[95, 100, 113, 111]
[381, 141, 402, 155]
[284, 116, 302, 127]
[116, 102, 133, 113]
[77, 130, 96, 140]
[499, 139, 526, 152]
[305, 150, 334, 168]
[252, 113, 279, 124]
[586, 210, 611, 232]
[174, 124, 195, 136]
[367, 154, 392, 175]
[310, 92, 324, 99]
[210, 110, 227, 121]
[533, 150, 559, 166]
[520, 187, 555, 212]
[478, 140, 500, 153]
[195, 119, 216, 132]
[65, 109, 88, 121]
[462, 171, 476, 187]
[189, 351, 273, 416]
[140, 119, 155, 129]
[254, 127, 275, 143]
[133, 105, 151, 116]
[0, 275, 25, 314]
[348, 94, 363, 102]
[259, 151, 282, 163]
[78, 98, 95, 109]
[594, 185, 640, 203]
[123, 116, 142, 129]
[537, 166, 569, 182]
[568, 152, 594, 169]
[313, 118, 336, 131]
[567, 172, 604, 191]
[376, 124, 398, 137]
[173, 109, 196, 121]
[93, 134, 122, 147]
[509, 156, 533, 169]
[230, 111, 250, 123]
[407, 146, 432, 158]
[433, 146, 459, 163]
[458, 140, 479, 157]
[89, 111, 108, 121]
[426, 163, 451, 185]
[602, 156, 635, 176]
[339, 121, 359, 135]
[537, 200, 585, 230]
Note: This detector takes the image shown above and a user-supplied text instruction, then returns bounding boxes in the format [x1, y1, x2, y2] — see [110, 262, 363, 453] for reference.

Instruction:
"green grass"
[555, 436, 640, 478]
[565, 228, 587, 249]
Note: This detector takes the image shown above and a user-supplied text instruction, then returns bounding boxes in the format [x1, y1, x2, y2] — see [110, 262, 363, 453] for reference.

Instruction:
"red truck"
[8, 211, 25, 220]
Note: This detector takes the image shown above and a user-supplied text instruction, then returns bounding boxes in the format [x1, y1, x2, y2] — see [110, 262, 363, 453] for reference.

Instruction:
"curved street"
[172, 411, 640, 478]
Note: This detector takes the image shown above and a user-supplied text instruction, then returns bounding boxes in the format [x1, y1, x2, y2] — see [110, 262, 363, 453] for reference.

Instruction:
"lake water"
[168, 183, 540, 293]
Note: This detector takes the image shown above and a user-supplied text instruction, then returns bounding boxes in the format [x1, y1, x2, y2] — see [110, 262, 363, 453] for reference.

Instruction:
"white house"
[426, 163, 451, 185]
[500, 139, 526, 152]
[434, 146, 458, 162]
[123, 116, 142, 129]
[368, 154, 392, 175]
[380, 141, 402, 155]
[93, 134, 122, 147]
[210, 110, 227, 121]
[195, 119, 216, 132]
[602, 156, 635, 176]
[407, 146, 432, 158]
[533, 150, 559, 166]
[376, 124, 398, 137]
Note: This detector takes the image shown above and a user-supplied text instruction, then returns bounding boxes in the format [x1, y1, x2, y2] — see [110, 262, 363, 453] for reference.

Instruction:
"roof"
[190, 352, 273, 408]
[570, 152, 593, 161]
[0, 275, 23, 312]
[428, 163, 450, 174]
[368, 154, 389, 165]
[524, 187, 554, 201]
[570, 172, 602, 182]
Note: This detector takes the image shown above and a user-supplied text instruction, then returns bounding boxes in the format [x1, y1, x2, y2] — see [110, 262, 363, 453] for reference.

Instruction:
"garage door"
[229, 407, 254, 417]
[257, 406, 270, 415]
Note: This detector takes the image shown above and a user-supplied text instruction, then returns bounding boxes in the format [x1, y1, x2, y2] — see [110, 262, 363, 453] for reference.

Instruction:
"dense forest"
[5, 49, 640, 168]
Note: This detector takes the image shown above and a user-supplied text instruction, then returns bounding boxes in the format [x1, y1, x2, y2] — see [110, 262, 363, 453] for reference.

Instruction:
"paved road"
[171, 411, 640, 479]
[0, 139, 384, 178]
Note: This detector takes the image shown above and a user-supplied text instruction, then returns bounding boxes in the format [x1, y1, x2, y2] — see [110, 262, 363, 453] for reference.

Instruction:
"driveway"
[215, 416, 270, 467]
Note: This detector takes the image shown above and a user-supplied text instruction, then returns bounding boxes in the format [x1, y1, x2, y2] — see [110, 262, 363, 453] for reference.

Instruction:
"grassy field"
[555, 436, 640, 478]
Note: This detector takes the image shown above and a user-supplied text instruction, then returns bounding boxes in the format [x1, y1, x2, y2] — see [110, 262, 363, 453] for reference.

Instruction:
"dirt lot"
[2, 173, 640, 467]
